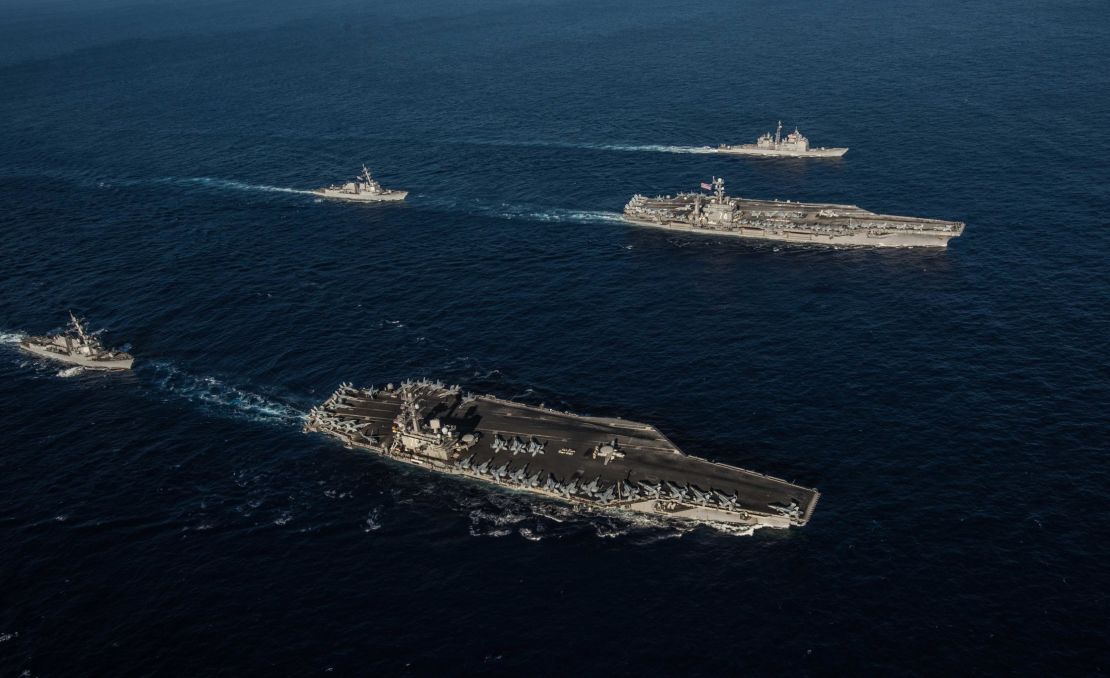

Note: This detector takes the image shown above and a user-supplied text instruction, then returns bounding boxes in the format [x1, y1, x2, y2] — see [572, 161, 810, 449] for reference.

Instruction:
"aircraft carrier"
[624, 177, 964, 247]
[305, 380, 819, 530]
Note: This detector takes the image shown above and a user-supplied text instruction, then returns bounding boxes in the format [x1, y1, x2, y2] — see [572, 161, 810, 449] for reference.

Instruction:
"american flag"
[700, 182, 713, 190]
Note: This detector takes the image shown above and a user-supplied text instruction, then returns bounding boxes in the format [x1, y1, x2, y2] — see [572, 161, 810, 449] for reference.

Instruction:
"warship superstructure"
[305, 380, 819, 530]
[624, 177, 964, 247]
[315, 165, 407, 202]
[715, 121, 848, 158]
[19, 312, 133, 370]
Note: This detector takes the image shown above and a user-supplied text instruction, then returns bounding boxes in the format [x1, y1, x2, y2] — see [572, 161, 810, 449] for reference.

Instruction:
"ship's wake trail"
[490, 204, 625, 225]
[171, 177, 315, 196]
[584, 143, 716, 155]
[139, 361, 305, 426]
[413, 196, 623, 225]
[446, 137, 714, 155]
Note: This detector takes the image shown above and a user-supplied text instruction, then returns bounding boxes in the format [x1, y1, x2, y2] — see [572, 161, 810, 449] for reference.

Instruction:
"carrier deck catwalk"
[305, 380, 819, 530]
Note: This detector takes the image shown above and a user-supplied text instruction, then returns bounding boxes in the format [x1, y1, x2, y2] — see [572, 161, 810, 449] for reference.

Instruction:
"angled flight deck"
[305, 380, 819, 530]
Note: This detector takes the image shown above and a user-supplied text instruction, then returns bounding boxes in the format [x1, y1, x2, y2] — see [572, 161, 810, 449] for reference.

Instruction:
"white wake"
[172, 177, 315, 195]
[140, 360, 305, 426]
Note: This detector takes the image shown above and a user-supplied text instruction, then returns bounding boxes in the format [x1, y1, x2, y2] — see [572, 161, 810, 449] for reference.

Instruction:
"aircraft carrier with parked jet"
[624, 177, 964, 247]
[304, 380, 819, 530]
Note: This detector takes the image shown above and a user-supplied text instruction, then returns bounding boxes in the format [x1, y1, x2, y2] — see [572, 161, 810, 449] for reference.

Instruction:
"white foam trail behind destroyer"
[172, 177, 316, 195]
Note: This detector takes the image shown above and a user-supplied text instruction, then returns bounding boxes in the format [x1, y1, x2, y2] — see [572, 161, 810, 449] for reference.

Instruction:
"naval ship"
[305, 380, 819, 530]
[714, 121, 848, 158]
[314, 165, 407, 202]
[624, 177, 964, 247]
[20, 312, 133, 370]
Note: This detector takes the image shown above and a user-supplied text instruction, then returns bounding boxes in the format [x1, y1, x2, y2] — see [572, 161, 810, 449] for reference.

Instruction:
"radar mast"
[712, 177, 726, 203]
[68, 311, 91, 346]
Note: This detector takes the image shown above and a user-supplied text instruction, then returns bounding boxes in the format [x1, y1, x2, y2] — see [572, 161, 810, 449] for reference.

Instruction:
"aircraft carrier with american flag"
[304, 380, 820, 531]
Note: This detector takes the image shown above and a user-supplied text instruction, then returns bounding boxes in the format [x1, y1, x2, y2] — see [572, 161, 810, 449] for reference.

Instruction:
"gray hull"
[624, 189, 963, 249]
[713, 146, 849, 158]
[20, 342, 133, 370]
[623, 215, 958, 247]
[306, 382, 819, 531]
[314, 188, 408, 202]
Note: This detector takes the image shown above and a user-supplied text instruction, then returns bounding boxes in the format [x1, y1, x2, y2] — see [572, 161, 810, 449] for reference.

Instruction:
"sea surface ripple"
[1, 0, 1108, 674]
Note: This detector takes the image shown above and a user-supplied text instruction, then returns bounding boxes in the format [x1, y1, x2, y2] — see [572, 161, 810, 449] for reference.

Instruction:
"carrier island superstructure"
[624, 178, 964, 247]
[305, 380, 819, 530]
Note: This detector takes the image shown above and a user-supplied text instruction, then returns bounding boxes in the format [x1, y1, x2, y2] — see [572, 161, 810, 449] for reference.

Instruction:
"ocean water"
[1, 0, 1108, 674]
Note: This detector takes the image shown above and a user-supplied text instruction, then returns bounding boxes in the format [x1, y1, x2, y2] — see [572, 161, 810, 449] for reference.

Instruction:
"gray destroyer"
[315, 165, 407, 202]
[714, 121, 848, 158]
[305, 380, 819, 531]
[20, 312, 133, 371]
[624, 177, 964, 247]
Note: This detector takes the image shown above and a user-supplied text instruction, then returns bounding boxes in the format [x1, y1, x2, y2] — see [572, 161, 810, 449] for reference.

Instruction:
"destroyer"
[714, 121, 847, 158]
[315, 165, 407, 202]
[19, 312, 133, 371]
[305, 380, 819, 530]
[624, 177, 964, 247]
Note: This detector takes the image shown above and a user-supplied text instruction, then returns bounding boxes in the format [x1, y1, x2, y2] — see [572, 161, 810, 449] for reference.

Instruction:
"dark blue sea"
[2, 0, 1108, 674]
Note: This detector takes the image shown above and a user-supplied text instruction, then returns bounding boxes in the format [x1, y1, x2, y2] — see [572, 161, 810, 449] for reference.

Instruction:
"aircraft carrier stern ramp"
[305, 380, 820, 531]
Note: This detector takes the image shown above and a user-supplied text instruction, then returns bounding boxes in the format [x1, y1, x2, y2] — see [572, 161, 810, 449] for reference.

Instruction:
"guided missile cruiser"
[305, 380, 820, 531]
[19, 312, 133, 370]
[713, 121, 848, 158]
[314, 165, 407, 202]
[624, 177, 964, 247]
